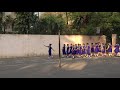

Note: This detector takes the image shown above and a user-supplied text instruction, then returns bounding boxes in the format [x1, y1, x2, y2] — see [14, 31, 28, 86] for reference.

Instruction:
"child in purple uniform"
[69, 44, 73, 57]
[66, 44, 70, 57]
[101, 43, 106, 56]
[82, 43, 86, 57]
[62, 44, 66, 57]
[72, 44, 75, 59]
[77, 44, 80, 57]
[94, 43, 99, 57]
[98, 43, 102, 56]
[79, 44, 82, 57]
[118, 44, 120, 56]
[91, 43, 95, 57]
[107, 43, 112, 56]
[114, 44, 119, 56]
[84, 43, 87, 57]
[75, 44, 77, 56]
[44, 44, 54, 59]
[86, 43, 91, 57]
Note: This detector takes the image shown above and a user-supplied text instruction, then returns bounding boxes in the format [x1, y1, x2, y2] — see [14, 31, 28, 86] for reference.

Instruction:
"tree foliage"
[0, 12, 3, 33]
[13, 12, 37, 34]
[38, 14, 66, 35]
[0, 12, 120, 42]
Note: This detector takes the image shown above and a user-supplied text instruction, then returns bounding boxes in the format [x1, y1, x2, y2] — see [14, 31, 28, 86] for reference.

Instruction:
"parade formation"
[62, 42, 120, 58]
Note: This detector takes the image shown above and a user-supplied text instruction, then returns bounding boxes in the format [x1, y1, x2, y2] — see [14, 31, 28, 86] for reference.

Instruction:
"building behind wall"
[3, 12, 43, 34]
[2, 12, 16, 34]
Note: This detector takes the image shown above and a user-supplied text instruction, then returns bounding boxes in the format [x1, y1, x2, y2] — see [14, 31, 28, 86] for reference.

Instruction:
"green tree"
[38, 14, 66, 35]
[0, 12, 3, 33]
[2, 15, 15, 34]
[8, 11, 120, 41]
[13, 12, 36, 34]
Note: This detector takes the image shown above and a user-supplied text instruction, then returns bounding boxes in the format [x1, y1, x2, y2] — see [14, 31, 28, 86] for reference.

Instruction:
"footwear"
[48, 57, 50, 59]
[72, 56, 75, 59]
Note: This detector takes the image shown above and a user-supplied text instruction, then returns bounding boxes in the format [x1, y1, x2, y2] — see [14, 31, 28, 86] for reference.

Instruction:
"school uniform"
[48, 46, 52, 56]
[98, 45, 101, 52]
[82, 46, 86, 54]
[67, 46, 70, 55]
[62, 46, 66, 55]
[79, 46, 82, 55]
[91, 45, 94, 53]
[95, 45, 99, 53]
[72, 47, 75, 55]
[102, 45, 105, 53]
[108, 45, 112, 53]
[69, 46, 73, 54]
[76, 46, 79, 54]
[114, 44, 119, 54]
[87, 45, 91, 55]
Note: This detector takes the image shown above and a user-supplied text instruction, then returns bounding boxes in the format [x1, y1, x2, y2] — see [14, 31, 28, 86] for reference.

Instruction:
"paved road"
[0, 56, 120, 78]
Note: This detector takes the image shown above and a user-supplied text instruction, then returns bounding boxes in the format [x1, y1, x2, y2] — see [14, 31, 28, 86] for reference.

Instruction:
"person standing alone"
[44, 44, 54, 59]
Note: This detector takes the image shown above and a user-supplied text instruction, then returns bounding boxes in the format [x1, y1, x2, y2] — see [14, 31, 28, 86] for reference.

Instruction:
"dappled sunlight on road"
[0, 57, 120, 77]
[55, 61, 87, 71]
[18, 64, 38, 70]
[40, 65, 56, 73]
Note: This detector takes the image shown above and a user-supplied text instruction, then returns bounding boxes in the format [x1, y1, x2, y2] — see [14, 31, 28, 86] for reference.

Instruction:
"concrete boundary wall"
[0, 34, 106, 58]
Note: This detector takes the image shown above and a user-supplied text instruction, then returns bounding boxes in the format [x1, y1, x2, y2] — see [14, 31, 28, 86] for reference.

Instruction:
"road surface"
[0, 56, 120, 78]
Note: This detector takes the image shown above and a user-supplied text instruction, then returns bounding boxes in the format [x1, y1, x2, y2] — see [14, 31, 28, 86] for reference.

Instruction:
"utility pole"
[58, 29, 61, 68]
[55, 22, 61, 68]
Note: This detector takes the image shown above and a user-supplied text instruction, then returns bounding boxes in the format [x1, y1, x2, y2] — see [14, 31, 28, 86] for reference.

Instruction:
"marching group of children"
[62, 42, 120, 58]
[44, 42, 120, 59]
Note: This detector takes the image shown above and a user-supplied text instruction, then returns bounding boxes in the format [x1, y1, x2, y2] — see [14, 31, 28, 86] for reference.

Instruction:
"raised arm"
[44, 45, 49, 48]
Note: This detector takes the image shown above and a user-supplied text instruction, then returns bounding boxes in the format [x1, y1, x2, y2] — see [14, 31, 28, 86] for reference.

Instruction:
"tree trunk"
[27, 16, 30, 34]
[28, 23, 30, 34]
[66, 12, 68, 25]
[38, 12, 39, 18]
[12, 23, 13, 32]
[3, 24, 5, 34]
